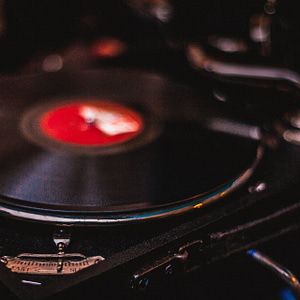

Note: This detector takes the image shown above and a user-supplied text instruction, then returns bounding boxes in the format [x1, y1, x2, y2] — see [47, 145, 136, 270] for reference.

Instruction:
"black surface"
[0, 1, 300, 299]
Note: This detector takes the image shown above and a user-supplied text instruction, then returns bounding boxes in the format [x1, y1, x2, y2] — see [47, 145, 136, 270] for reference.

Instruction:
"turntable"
[1, 1, 300, 299]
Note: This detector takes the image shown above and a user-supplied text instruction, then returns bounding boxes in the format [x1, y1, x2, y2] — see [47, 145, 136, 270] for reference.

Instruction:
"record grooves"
[0, 69, 263, 224]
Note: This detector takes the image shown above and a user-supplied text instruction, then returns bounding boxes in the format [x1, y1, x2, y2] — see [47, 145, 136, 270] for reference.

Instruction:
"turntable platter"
[0, 69, 262, 224]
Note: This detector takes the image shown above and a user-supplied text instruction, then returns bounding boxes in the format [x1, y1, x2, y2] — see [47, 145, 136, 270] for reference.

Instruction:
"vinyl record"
[0, 69, 262, 224]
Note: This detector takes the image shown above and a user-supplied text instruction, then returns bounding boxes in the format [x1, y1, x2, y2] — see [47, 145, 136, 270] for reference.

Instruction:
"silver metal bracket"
[0, 253, 104, 275]
[0, 228, 105, 275]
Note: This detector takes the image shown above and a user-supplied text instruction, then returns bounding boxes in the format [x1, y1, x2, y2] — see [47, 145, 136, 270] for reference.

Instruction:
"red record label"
[39, 101, 144, 146]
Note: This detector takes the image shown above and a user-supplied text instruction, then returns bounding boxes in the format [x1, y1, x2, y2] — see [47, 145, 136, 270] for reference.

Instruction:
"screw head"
[138, 278, 149, 291]
[0, 256, 8, 264]
[248, 182, 266, 194]
[165, 264, 173, 275]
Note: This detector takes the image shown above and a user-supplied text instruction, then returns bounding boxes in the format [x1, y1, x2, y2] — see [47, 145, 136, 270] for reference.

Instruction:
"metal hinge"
[130, 239, 205, 291]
